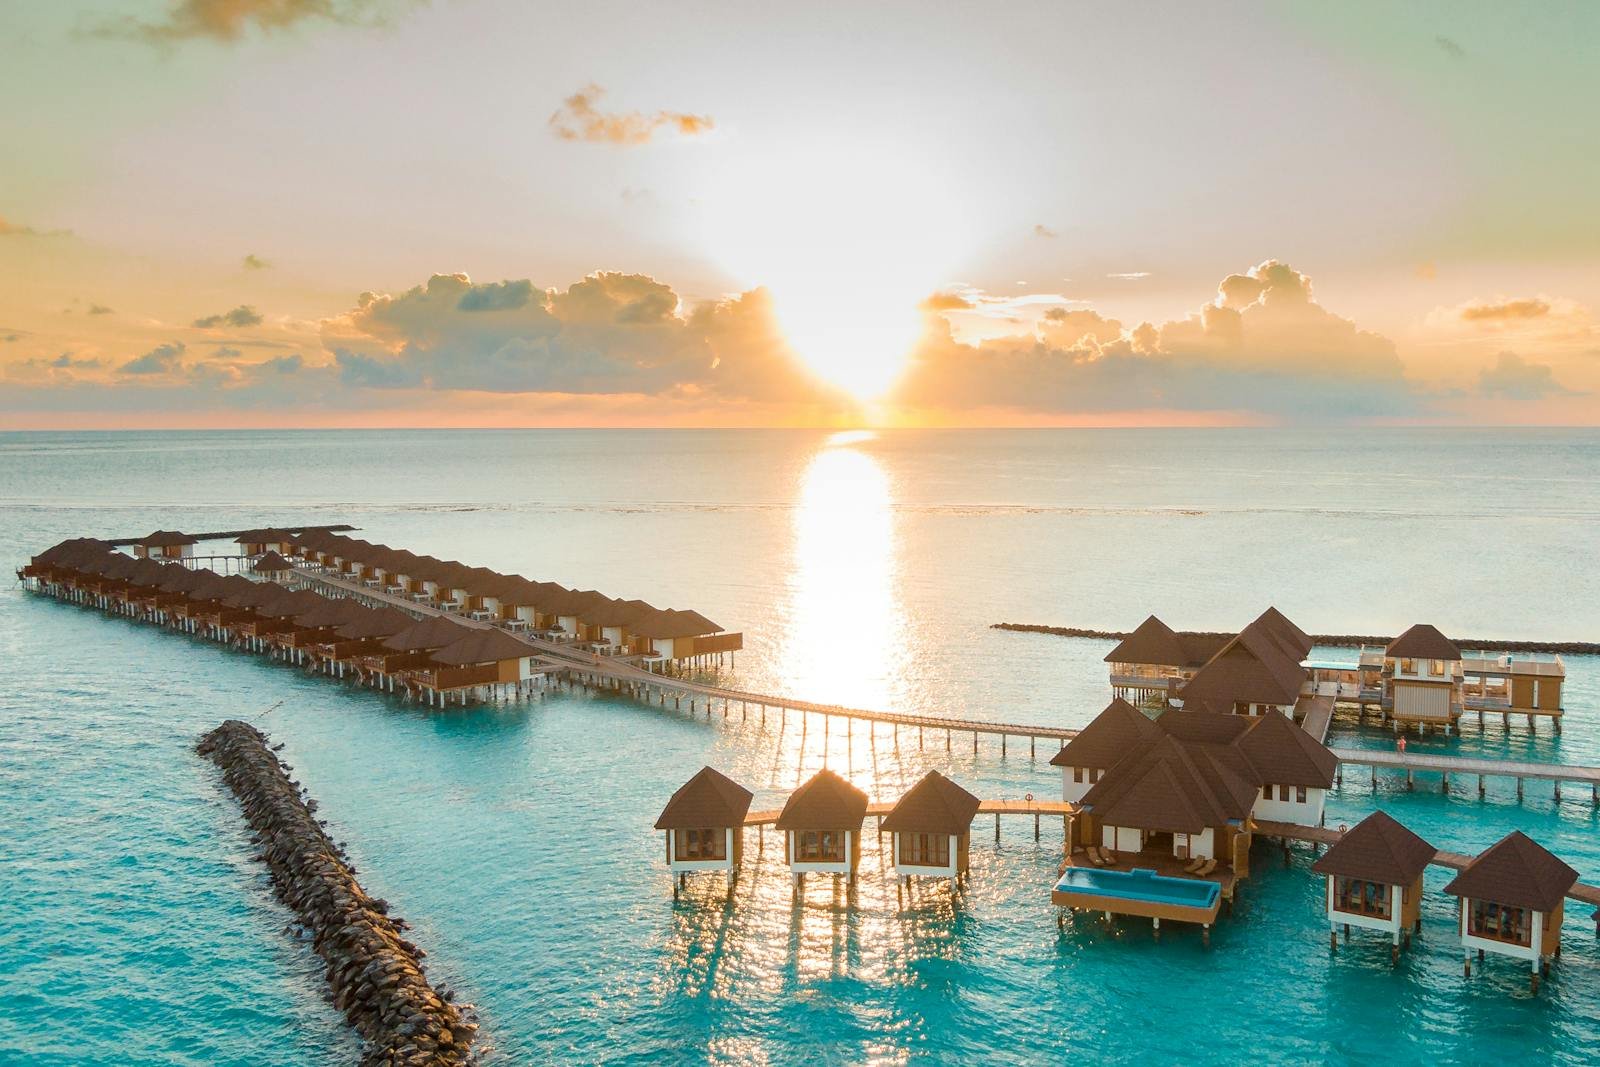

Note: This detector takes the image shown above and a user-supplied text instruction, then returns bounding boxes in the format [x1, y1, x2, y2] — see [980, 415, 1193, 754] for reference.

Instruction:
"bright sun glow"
[697, 141, 971, 401]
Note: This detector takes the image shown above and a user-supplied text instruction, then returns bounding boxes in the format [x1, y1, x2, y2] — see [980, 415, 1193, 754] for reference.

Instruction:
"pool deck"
[1054, 848, 1229, 925]
[1061, 846, 1237, 901]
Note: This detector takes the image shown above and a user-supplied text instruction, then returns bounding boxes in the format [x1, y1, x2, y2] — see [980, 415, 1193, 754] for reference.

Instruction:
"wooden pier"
[1330, 747, 1600, 802]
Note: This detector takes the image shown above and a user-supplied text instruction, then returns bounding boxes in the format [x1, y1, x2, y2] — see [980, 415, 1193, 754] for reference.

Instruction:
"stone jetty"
[198, 720, 479, 1066]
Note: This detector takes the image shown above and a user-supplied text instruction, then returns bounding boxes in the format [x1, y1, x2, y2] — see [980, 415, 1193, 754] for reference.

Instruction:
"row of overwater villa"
[18, 527, 742, 705]
[660, 608, 1588, 993]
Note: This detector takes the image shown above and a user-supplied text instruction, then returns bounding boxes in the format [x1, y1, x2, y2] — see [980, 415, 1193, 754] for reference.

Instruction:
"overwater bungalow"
[1104, 615, 1228, 701]
[1379, 624, 1464, 731]
[311, 605, 416, 675]
[776, 769, 869, 888]
[1311, 811, 1434, 963]
[251, 551, 295, 580]
[133, 530, 198, 560]
[355, 615, 475, 691]
[880, 771, 981, 885]
[1444, 830, 1578, 992]
[238, 588, 332, 654]
[399, 628, 541, 705]
[271, 596, 373, 661]
[1050, 697, 1158, 804]
[632, 609, 742, 665]
[235, 529, 297, 557]
[655, 766, 755, 894]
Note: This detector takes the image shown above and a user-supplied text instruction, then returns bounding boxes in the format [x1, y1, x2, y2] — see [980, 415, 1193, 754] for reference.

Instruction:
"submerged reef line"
[198, 720, 480, 1066]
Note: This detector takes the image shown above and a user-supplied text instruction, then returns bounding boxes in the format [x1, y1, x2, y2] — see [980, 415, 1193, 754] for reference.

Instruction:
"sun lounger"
[1183, 856, 1206, 874]
[1195, 858, 1218, 877]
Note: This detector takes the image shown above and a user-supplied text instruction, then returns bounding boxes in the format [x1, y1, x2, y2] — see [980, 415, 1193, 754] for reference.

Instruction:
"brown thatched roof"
[140, 529, 198, 547]
[1443, 831, 1578, 912]
[381, 615, 474, 652]
[1050, 698, 1159, 769]
[879, 771, 981, 835]
[775, 770, 869, 832]
[334, 606, 415, 640]
[1312, 811, 1435, 886]
[251, 551, 294, 573]
[1385, 623, 1462, 661]
[655, 767, 755, 830]
[429, 628, 532, 666]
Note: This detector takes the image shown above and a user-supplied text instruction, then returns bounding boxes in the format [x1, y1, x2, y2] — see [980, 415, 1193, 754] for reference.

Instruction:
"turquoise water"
[2, 428, 1599, 1064]
[1055, 868, 1222, 908]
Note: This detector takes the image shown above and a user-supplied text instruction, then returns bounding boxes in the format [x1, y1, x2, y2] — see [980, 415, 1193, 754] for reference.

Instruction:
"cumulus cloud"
[319, 271, 839, 405]
[548, 84, 713, 145]
[1435, 35, 1465, 59]
[1107, 271, 1151, 280]
[1477, 351, 1573, 400]
[0, 215, 70, 238]
[894, 259, 1413, 418]
[920, 291, 975, 312]
[1033, 224, 1058, 239]
[242, 253, 271, 269]
[89, 0, 405, 45]
[1460, 298, 1551, 321]
[119, 342, 187, 375]
[87, 304, 115, 316]
[193, 304, 264, 328]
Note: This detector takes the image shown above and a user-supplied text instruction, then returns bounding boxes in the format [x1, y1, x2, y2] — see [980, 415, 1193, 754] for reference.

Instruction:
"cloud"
[894, 259, 1414, 419]
[548, 84, 713, 146]
[193, 304, 264, 328]
[1459, 297, 1550, 321]
[88, 0, 405, 45]
[321, 270, 840, 404]
[1415, 262, 1437, 280]
[87, 304, 115, 316]
[920, 291, 974, 312]
[0, 215, 71, 238]
[242, 253, 271, 270]
[119, 342, 187, 375]
[1435, 35, 1465, 59]
[213, 346, 243, 358]
[1107, 271, 1151, 280]
[1033, 224, 1058, 239]
[1477, 351, 1573, 400]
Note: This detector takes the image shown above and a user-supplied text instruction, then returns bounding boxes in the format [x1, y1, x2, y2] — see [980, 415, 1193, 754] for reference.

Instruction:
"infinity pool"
[1054, 866, 1223, 909]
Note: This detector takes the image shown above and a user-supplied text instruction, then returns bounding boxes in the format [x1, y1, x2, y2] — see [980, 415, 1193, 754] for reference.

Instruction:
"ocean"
[2, 427, 1598, 1064]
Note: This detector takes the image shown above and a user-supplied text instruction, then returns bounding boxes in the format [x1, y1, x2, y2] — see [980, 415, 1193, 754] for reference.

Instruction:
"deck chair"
[1087, 846, 1109, 866]
[1182, 856, 1206, 874]
[1195, 858, 1218, 877]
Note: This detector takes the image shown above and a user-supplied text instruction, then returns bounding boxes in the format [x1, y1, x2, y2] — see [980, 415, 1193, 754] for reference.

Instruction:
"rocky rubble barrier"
[198, 720, 480, 1066]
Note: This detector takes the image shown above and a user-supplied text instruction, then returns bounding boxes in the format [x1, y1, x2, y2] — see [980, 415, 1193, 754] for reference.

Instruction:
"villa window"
[1296, 786, 1308, 804]
[1262, 784, 1274, 800]
[900, 832, 950, 867]
[1334, 877, 1392, 919]
[1400, 658, 1416, 674]
[1469, 901, 1532, 946]
[1074, 767, 1085, 784]
[1173, 832, 1190, 860]
[797, 830, 846, 862]
[676, 828, 726, 862]
[1431, 659, 1445, 676]
[1279, 784, 1291, 801]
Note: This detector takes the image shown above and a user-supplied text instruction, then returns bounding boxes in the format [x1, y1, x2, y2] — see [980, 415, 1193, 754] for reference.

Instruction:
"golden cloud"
[548, 84, 714, 146]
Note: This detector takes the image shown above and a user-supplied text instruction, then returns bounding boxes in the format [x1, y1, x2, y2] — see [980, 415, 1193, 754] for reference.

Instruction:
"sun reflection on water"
[777, 432, 906, 715]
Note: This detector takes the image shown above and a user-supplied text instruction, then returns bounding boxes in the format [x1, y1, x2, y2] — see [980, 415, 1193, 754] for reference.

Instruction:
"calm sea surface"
[2, 428, 1598, 1064]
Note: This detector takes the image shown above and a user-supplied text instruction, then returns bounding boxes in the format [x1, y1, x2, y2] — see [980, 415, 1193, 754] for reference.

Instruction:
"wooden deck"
[1330, 747, 1600, 788]
[1062, 845, 1237, 901]
[1295, 691, 1337, 743]
[742, 798, 1074, 826]
[1254, 819, 1600, 910]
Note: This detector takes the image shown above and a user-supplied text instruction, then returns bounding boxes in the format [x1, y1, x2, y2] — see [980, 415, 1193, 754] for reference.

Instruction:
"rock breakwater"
[198, 720, 479, 1066]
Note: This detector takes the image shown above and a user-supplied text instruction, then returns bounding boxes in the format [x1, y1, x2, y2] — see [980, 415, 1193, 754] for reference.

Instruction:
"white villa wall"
[665, 828, 735, 874]
[892, 832, 958, 880]
[1460, 900, 1544, 967]
[1326, 877, 1403, 939]
[787, 830, 854, 877]
[1253, 787, 1327, 827]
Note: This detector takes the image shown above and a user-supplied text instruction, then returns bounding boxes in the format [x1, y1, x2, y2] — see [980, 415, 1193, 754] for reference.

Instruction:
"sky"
[1, 0, 1596, 428]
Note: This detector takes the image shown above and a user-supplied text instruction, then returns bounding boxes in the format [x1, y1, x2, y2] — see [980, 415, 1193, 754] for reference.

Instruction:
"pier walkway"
[298, 570, 1600, 799]
[1254, 819, 1600, 912]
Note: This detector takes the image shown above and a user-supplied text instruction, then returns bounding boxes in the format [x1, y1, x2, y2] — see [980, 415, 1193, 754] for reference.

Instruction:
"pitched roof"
[1312, 811, 1435, 885]
[1442, 830, 1578, 912]
[1080, 734, 1254, 833]
[1178, 613, 1308, 708]
[234, 528, 296, 543]
[1385, 623, 1462, 661]
[334, 606, 415, 640]
[1103, 616, 1227, 668]
[139, 529, 198, 547]
[1234, 709, 1339, 788]
[429, 628, 532, 666]
[879, 771, 981, 834]
[256, 588, 333, 619]
[381, 615, 475, 652]
[292, 597, 374, 629]
[775, 769, 870, 831]
[222, 580, 293, 609]
[156, 564, 212, 592]
[630, 608, 724, 640]
[251, 551, 294, 573]
[33, 537, 113, 564]
[655, 767, 755, 829]
[1050, 698, 1159, 768]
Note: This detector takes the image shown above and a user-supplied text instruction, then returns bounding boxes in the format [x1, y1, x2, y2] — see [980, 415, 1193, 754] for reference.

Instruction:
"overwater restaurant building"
[1444, 830, 1578, 992]
[1311, 810, 1434, 963]
[655, 767, 755, 891]
[235, 529, 297, 557]
[1172, 607, 1313, 718]
[1379, 624, 1464, 730]
[134, 530, 198, 560]
[776, 770, 869, 886]
[880, 771, 981, 884]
